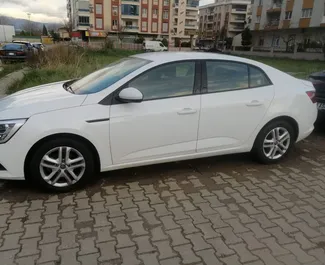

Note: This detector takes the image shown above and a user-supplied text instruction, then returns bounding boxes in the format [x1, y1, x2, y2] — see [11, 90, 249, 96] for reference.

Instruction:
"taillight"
[306, 91, 316, 103]
[16, 51, 25, 55]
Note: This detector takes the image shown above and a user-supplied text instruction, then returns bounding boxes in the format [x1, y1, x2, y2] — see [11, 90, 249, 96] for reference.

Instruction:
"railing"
[121, 0, 140, 2]
[125, 26, 139, 29]
[185, 24, 196, 28]
[77, 23, 90, 26]
[121, 13, 139, 16]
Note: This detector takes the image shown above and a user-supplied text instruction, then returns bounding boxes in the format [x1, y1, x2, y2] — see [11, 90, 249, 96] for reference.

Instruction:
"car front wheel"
[253, 120, 295, 164]
[29, 138, 95, 192]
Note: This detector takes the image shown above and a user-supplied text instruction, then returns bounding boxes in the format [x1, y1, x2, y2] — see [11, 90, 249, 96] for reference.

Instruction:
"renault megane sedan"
[0, 52, 317, 192]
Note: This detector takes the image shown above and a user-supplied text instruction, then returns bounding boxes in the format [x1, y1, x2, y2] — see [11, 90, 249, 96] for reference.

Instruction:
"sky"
[0, 0, 213, 23]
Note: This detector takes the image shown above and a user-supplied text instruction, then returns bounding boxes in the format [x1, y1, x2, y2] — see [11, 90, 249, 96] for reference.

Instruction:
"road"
[1, 126, 325, 265]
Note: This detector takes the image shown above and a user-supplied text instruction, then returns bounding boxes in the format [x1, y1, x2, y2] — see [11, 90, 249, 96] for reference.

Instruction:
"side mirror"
[117, 87, 143, 103]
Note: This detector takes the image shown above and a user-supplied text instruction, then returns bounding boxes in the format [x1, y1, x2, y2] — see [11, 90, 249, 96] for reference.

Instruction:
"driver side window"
[129, 61, 195, 100]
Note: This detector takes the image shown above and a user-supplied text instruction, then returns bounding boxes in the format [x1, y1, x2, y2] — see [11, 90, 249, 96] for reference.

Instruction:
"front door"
[197, 60, 274, 152]
[110, 60, 201, 165]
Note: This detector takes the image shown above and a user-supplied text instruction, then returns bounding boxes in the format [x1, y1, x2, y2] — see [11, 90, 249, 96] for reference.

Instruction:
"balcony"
[264, 20, 280, 30]
[228, 26, 244, 32]
[121, 0, 140, 4]
[231, 8, 247, 14]
[121, 14, 139, 19]
[125, 25, 139, 32]
[267, 1, 282, 13]
[185, 24, 197, 28]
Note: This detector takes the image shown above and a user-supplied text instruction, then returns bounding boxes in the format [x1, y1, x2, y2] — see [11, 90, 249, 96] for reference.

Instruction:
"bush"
[26, 44, 85, 69]
[161, 38, 168, 47]
[103, 39, 114, 49]
[134, 35, 145, 44]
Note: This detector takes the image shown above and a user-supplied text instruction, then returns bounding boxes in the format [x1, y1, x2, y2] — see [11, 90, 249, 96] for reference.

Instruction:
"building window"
[142, 8, 147, 18]
[78, 16, 89, 24]
[96, 4, 103, 15]
[302, 8, 313, 18]
[142, 21, 147, 31]
[96, 18, 103, 28]
[121, 4, 139, 16]
[163, 0, 169, 6]
[113, 6, 118, 16]
[125, 21, 133, 27]
[258, 0, 262, 6]
[153, 0, 158, 5]
[256, 15, 261, 23]
[143, 0, 148, 3]
[152, 22, 158, 31]
[272, 36, 280, 47]
[153, 9, 158, 18]
[112, 19, 118, 26]
[162, 22, 168, 32]
[163, 10, 169, 19]
[259, 36, 264, 46]
[285, 11, 292, 20]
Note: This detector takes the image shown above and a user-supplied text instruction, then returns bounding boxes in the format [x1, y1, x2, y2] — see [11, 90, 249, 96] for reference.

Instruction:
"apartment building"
[250, 0, 325, 49]
[67, 0, 199, 44]
[198, 0, 251, 42]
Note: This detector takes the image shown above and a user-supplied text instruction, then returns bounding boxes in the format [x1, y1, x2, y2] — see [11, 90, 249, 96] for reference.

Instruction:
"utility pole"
[27, 13, 31, 36]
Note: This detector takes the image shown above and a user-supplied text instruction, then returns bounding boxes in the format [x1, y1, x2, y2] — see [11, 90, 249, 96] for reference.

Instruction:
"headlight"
[0, 119, 27, 144]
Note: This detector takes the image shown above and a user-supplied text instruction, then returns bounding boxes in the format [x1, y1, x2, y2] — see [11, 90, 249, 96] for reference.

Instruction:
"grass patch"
[0, 63, 25, 79]
[237, 55, 324, 79]
[8, 47, 141, 94]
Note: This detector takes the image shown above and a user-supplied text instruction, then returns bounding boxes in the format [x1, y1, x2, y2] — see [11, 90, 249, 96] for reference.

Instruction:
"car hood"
[0, 81, 87, 120]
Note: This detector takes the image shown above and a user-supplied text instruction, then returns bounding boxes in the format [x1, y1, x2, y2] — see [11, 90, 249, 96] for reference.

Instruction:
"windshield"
[70, 57, 150, 95]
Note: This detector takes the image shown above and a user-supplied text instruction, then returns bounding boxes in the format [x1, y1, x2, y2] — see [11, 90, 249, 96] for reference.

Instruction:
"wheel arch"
[24, 133, 101, 180]
[254, 115, 299, 147]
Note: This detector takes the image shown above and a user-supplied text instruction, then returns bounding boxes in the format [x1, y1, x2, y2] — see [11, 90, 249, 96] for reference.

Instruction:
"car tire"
[252, 120, 295, 164]
[28, 137, 95, 192]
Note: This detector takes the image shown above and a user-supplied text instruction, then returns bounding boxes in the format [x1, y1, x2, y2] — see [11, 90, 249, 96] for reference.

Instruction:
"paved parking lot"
[1, 128, 325, 265]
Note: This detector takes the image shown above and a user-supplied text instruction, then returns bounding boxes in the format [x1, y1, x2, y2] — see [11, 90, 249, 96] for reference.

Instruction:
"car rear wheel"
[253, 120, 295, 164]
[29, 138, 95, 192]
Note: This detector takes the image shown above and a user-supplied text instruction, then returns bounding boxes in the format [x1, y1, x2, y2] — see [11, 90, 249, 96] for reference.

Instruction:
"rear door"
[197, 60, 275, 152]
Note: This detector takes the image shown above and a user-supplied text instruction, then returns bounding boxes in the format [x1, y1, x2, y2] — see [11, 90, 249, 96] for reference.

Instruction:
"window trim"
[202, 60, 273, 94]
[100, 60, 202, 105]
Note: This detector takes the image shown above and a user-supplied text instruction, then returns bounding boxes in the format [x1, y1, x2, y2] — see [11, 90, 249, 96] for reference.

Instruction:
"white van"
[143, 41, 168, 52]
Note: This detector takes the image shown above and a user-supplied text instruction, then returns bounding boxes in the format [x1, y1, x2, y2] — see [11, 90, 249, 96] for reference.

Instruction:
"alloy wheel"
[263, 127, 291, 160]
[40, 146, 86, 188]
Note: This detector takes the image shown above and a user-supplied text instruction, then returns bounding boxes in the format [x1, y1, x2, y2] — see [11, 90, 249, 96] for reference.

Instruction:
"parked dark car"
[12, 40, 37, 53]
[0, 43, 29, 63]
[309, 71, 325, 118]
[204, 47, 223, 53]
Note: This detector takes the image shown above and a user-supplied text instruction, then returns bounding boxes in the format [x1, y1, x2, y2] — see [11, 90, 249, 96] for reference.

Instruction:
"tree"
[241, 27, 252, 47]
[42, 24, 48, 36]
[63, 18, 73, 37]
[116, 25, 127, 46]
[50, 30, 60, 42]
[219, 26, 227, 49]
[281, 34, 295, 53]
[214, 30, 220, 48]
[161, 38, 168, 47]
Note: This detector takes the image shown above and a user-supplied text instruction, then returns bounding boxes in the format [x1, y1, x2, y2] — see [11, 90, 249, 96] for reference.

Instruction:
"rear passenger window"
[206, 61, 249, 92]
[249, 66, 271, 87]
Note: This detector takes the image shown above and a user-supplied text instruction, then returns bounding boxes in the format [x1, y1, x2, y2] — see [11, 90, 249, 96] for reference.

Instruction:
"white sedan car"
[0, 52, 317, 192]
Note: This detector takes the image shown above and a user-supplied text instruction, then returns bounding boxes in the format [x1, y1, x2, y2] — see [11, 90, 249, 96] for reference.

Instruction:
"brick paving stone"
[174, 244, 201, 264]
[239, 232, 265, 250]
[230, 243, 259, 263]
[78, 253, 100, 265]
[58, 248, 81, 265]
[272, 218, 299, 234]
[186, 233, 212, 251]
[22, 223, 41, 239]
[0, 249, 20, 265]
[117, 246, 141, 265]
[18, 237, 41, 257]
[139, 252, 160, 265]
[293, 222, 321, 238]
[110, 217, 130, 232]
[153, 240, 176, 259]
[253, 248, 284, 265]
[116, 234, 135, 248]
[176, 218, 200, 234]
[78, 237, 98, 256]
[170, 207, 189, 220]
[97, 241, 120, 261]
[142, 211, 161, 225]
[134, 235, 156, 254]
[277, 254, 301, 265]
[159, 257, 181, 265]
[196, 249, 223, 265]
[160, 215, 180, 230]
[293, 232, 316, 249]
[179, 200, 196, 211]
[261, 237, 290, 256]
[216, 227, 243, 244]
[196, 223, 220, 239]
[94, 226, 115, 243]
[151, 226, 168, 242]
[166, 228, 190, 246]
[129, 221, 148, 236]
[265, 227, 292, 243]
[0, 233, 22, 251]
[37, 242, 60, 264]
[225, 218, 249, 233]
[284, 243, 316, 263]
[207, 237, 235, 256]
[16, 254, 39, 265]
[59, 231, 79, 250]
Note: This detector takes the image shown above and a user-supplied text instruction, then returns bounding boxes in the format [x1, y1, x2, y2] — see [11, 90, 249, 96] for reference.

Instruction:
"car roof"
[132, 52, 265, 67]
[13, 40, 30, 44]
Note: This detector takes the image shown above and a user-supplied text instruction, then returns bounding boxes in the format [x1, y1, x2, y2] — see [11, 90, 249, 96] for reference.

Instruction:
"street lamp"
[27, 13, 31, 36]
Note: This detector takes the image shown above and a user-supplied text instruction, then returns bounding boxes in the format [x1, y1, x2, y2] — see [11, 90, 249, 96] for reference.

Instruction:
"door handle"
[246, 100, 263, 107]
[177, 108, 197, 115]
